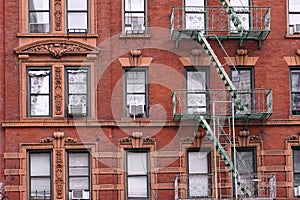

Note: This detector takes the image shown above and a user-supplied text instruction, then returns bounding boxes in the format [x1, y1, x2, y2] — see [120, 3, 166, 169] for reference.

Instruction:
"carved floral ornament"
[15, 40, 100, 59]
[119, 131, 155, 148]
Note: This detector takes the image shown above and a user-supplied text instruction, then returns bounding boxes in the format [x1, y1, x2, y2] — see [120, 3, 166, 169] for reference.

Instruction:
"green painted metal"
[170, 6, 271, 49]
[196, 115, 250, 197]
[172, 89, 273, 120]
[198, 33, 248, 114]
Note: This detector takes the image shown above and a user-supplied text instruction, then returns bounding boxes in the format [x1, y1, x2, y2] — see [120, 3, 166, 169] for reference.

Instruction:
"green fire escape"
[171, 0, 272, 198]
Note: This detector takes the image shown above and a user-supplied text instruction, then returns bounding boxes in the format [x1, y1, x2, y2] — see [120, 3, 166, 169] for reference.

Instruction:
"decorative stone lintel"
[286, 135, 299, 141]
[118, 57, 153, 67]
[15, 40, 100, 59]
[224, 56, 258, 66]
[179, 57, 211, 66]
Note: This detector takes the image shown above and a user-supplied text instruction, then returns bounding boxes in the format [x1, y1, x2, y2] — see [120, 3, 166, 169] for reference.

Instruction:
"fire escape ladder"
[196, 115, 249, 197]
[219, 0, 245, 35]
[198, 33, 248, 113]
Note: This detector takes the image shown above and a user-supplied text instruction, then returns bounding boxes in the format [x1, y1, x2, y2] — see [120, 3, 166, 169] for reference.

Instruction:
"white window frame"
[288, 0, 300, 34]
[231, 67, 254, 114]
[66, 0, 89, 33]
[229, 0, 251, 33]
[126, 150, 150, 199]
[185, 66, 209, 115]
[28, 151, 52, 200]
[123, 0, 146, 34]
[187, 149, 210, 198]
[67, 151, 91, 200]
[65, 67, 90, 117]
[290, 68, 300, 115]
[27, 68, 52, 117]
[184, 0, 206, 31]
[124, 68, 148, 117]
[28, 0, 50, 33]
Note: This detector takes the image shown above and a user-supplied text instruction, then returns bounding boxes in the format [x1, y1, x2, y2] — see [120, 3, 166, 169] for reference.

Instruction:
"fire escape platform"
[171, 6, 271, 49]
[172, 89, 272, 121]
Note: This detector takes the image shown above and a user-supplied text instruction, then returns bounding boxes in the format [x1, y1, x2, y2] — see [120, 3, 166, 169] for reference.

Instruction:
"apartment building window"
[124, 68, 148, 117]
[124, 0, 146, 34]
[231, 67, 253, 114]
[126, 150, 150, 199]
[184, 0, 205, 31]
[290, 69, 300, 115]
[187, 149, 210, 197]
[288, 0, 300, 34]
[66, 68, 90, 117]
[29, 0, 50, 33]
[67, 151, 91, 200]
[185, 67, 209, 115]
[67, 0, 88, 33]
[230, 0, 250, 32]
[29, 151, 52, 200]
[27, 68, 52, 117]
[234, 147, 257, 197]
[293, 148, 300, 197]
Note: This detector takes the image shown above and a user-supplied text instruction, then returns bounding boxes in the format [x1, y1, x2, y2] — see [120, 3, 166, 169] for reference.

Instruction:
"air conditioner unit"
[129, 104, 145, 117]
[131, 23, 144, 32]
[68, 103, 87, 115]
[294, 24, 300, 34]
[71, 190, 84, 199]
[71, 190, 90, 199]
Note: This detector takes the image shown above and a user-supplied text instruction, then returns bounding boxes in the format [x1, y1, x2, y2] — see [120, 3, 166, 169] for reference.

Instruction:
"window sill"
[119, 33, 151, 39]
[285, 34, 300, 39]
[17, 33, 99, 38]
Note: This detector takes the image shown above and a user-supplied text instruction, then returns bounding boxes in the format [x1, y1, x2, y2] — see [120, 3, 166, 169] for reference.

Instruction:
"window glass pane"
[127, 83, 145, 93]
[69, 177, 89, 190]
[188, 151, 208, 173]
[69, 153, 89, 167]
[292, 72, 300, 92]
[185, 13, 205, 30]
[232, 70, 251, 90]
[230, 0, 249, 7]
[127, 152, 147, 175]
[189, 174, 209, 197]
[187, 71, 206, 90]
[127, 94, 145, 105]
[69, 94, 87, 105]
[70, 168, 89, 176]
[125, 13, 145, 26]
[29, 0, 49, 10]
[68, 0, 87, 10]
[290, 0, 300, 12]
[68, 13, 87, 29]
[31, 96, 50, 116]
[185, 0, 204, 7]
[30, 153, 50, 176]
[236, 150, 254, 174]
[30, 12, 49, 24]
[294, 150, 300, 172]
[31, 178, 51, 197]
[290, 14, 300, 26]
[68, 70, 88, 94]
[30, 74, 50, 94]
[128, 176, 147, 197]
[125, 0, 144, 11]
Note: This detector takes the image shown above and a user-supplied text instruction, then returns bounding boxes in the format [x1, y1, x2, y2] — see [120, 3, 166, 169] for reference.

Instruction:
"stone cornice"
[3, 119, 300, 128]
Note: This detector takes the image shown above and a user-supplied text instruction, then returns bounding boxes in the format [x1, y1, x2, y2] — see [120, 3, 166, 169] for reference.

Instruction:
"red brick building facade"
[1, 0, 300, 199]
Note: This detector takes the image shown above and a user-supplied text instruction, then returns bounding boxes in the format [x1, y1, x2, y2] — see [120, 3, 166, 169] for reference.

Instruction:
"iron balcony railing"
[171, 6, 270, 42]
[172, 89, 272, 120]
[174, 173, 276, 199]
